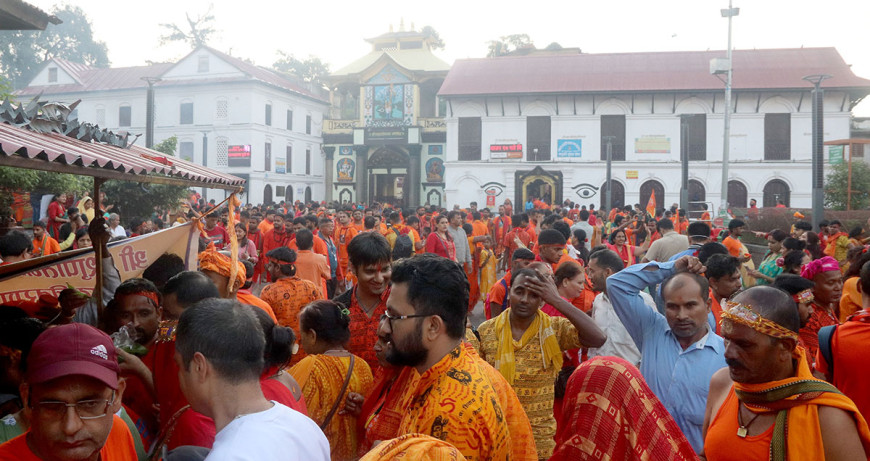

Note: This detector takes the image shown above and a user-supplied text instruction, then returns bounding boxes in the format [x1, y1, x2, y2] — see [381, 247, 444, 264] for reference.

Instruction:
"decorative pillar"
[323, 146, 335, 203]
[407, 145, 422, 207]
[354, 146, 369, 204]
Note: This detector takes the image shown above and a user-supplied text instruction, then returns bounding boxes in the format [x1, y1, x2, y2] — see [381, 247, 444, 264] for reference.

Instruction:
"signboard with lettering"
[228, 145, 252, 167]
[490, 143, 523, 159]
[276, 157, 286, 174]
[626, 170, 639, 179]
[829, 145, 844, 164]
[635, 136, 671, 154]
[557, 139, 582, 158]
[365, 127, 407, 144]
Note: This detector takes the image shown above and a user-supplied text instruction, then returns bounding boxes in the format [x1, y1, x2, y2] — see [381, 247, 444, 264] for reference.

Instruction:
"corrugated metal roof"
[439, 47, 870, 96]
[0, 122, 245, 190]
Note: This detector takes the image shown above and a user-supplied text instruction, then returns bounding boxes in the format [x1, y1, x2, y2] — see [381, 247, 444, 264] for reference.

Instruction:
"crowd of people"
[1, 193, 870, 460]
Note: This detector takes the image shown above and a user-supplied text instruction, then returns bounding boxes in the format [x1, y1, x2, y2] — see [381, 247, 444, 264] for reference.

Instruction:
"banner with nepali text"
[0, 223, 199, 304]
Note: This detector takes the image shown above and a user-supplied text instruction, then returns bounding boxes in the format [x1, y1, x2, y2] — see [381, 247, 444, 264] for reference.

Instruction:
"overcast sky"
[30, 0, 870, 115]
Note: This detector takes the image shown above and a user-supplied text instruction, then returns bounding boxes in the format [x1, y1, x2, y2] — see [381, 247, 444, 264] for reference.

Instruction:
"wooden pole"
[93, 178, 104, 321]
[847, 142, 853, 211]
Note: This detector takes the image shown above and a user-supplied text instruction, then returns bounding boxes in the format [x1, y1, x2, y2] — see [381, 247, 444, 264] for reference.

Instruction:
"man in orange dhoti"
[702, 286, 870, 460]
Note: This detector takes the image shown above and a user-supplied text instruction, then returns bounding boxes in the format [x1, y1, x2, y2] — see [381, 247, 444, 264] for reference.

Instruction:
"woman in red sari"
[424, 215, 456, 260]
[606, 228, 649, 268]
[552, 356, 697, 461]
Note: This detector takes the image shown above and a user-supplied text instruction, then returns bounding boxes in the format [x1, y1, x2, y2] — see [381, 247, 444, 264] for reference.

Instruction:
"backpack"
[392, 228, 413, 259]
[818, 324, 838, 378]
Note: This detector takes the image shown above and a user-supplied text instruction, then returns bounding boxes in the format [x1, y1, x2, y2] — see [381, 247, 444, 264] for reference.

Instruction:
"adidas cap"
[25, 323, 120, 389]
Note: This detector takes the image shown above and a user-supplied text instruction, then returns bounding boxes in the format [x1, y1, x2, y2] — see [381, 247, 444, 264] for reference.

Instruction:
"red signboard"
[228, 145, 251, 167]
[490, 143, 523, 159]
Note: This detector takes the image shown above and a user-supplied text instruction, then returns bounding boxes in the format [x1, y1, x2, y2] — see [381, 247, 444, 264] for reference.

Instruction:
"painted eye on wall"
[482, 182, 504, 196]
[572, 183, 599, 199]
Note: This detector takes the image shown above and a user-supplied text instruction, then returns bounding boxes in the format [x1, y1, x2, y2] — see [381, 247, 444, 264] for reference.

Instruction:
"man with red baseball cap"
[0, 323, 137, 460]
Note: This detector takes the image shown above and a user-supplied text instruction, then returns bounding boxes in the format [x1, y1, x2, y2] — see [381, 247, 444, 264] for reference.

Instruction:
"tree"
[0, 168, 92, 222]
[0, 5, 109, 89]
[272, 52, 331, 87]
[825, 161, 870, 210]
[486, 34, 534, 57]
[101, 136, 190, 222]
[421, 26, 445, 51]
[544, 42, 563, 50]
[159, 6, 217, 48]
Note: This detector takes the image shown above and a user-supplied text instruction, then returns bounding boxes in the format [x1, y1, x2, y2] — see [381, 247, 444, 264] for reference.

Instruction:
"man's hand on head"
[674, 255, 705, 275]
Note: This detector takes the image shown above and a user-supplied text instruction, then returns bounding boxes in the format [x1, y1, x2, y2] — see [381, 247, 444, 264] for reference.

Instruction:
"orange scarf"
[735, 347, 870, 460]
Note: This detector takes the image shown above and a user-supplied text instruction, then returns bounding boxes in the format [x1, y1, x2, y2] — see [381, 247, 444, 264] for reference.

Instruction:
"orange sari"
[290, 354, 373, 461]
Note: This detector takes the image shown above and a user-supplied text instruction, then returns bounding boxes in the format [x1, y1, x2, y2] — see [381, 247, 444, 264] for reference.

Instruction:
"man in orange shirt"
[258, 209, 276, 235]
[351, 209, 365, 232]
[470, 211, 488, 247]
[0, 323, 137, 460]
[31, 221, 60, 257]
[294, 229, 331, 298]
[503, 213, 533, 258]
[334, 209, 359, 285]
[262, 214, 293, 273]
[722, 219, 749, 262]
[405, 215, 425, 255]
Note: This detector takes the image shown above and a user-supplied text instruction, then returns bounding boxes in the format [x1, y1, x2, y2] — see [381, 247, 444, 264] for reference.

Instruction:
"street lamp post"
[141, 77, 161, 148]
[603, 136, 614, 214]
[720, 2, 739, 218]
[803, 74, 832, 231]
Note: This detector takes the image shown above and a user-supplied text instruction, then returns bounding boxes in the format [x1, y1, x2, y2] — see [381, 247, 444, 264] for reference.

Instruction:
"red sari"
[425, 231, 456, 260]
[606, 243, 637, 268]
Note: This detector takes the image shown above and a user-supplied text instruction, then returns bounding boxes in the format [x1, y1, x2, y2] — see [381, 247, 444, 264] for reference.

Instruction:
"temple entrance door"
[367, 147, 409, 206]
[515, 166, 563, 209]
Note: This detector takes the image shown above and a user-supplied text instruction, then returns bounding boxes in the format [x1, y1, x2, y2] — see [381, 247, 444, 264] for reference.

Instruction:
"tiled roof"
[331, 49, 450, 78]
[16, 47, 328, 103]
[439, 47, 870, 96]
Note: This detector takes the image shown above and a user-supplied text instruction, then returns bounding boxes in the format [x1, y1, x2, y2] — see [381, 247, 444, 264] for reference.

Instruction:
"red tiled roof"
[439, 47, 870, 96]
[0, 122, 245, 190]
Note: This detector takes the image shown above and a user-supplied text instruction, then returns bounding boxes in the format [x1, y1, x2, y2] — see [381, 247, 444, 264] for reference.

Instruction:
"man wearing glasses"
[378, 254, 514, 461]
[0, 323, 136, 460]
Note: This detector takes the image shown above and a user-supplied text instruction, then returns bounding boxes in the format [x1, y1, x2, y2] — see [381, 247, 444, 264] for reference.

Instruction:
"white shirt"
[109, 225, 127, 238]
[587, 291, 656, 367]
[570, 221, 594, 251]
[206, 402, 329, 461]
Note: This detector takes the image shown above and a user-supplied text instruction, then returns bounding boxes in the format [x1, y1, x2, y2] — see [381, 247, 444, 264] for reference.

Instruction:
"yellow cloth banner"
[0, 222, 199, 303]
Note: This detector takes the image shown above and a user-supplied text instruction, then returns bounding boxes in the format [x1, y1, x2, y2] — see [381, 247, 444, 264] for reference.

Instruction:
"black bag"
[392, 228, 413, 259]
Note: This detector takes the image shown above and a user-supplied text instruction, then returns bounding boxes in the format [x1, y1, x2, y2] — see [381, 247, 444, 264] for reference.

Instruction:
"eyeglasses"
[30, 390, 115, 420]
[380, 311, 429, 328]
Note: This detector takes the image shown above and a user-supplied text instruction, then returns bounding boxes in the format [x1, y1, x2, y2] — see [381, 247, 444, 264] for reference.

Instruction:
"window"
[527, 116, 551, 161]
[276, 186, 286, 196]
[681, 114, 706, 161]
[265, 142, 272, 171]
[180, 102, 193, 125]
[265, 104, 272, 126]
[286, 110, 293, 130]
[600, 115, 626, 161]
[216, 137, 228, 167]
[198, 56, 209, 73]
[764, 113, 791, 160]
[305, 115, 312, 135]
[216, 99, 228, 119]
[458, 117, 482, 161]
[118, 105, 131, 127]
[305, 149, 311, 175]
[286, 145, 293, 173]
[48, 67, 57, 83]
[179, 141, 194, 161]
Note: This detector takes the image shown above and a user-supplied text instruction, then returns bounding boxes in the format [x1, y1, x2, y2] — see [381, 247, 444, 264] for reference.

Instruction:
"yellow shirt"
[473, 315, 582, 459]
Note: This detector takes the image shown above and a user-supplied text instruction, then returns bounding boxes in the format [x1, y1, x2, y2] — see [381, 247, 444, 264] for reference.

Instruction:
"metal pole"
[680, 115, 689, 211]
[604, 136, 614, 213]
[720, 1, 737, 217]
[803, 74, 831, 231]
[847, 142, 853, 211]
[141, 77, 161, 149]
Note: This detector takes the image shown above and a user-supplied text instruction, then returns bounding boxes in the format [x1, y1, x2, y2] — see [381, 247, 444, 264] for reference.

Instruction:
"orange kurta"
[290, 354, 374, 461]
[259, 276, 322, 364]
[236, 291, 277, 322]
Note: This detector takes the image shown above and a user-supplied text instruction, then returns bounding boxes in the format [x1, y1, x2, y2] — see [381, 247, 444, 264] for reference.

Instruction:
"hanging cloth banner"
[0, 222, 199, 304]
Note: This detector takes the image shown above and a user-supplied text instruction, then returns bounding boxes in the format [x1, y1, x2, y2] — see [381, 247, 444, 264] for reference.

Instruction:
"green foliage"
[272, 52, 330, 87]
[159, 6, 217, 48]
[0, 167, 91, 218]
[101, 136, 188, 221]
[0, 5, 109, 89]
[486, 34, 533, 57]
[421, 26, 445, 51]
[825, 161, 870, 210]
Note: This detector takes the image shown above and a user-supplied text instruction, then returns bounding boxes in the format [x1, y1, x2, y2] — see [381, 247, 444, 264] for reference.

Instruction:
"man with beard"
[351, 208, 365, 233]
[705, 254, 743, 333]
[702, 286, 870, 460]
[607, 255, 726, 453]
[261, 214, 293, 278]
[378, 255, 512, 461]
[799, 256, 842, 362]
[472, 267, 605, 459]
[333, 232, 392, 371]
[586, 249, 655, 366]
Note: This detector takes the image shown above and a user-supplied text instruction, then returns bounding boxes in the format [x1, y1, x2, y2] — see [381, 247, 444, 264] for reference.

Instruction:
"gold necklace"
[736, 402, 762, 438]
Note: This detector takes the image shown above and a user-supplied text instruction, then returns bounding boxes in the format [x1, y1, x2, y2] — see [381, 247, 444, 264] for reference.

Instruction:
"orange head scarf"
[198, 242, 245, 291]
[359, 434, 466, 461]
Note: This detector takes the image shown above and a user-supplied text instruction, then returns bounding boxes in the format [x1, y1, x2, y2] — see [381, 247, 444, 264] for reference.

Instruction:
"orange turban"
[198, 243, 245, 290]
[793, 211, 805, 219]
[359, 434, 466, 461]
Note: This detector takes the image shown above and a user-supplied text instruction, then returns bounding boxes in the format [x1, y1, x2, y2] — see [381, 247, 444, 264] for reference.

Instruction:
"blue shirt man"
[607, 258, 726, 453]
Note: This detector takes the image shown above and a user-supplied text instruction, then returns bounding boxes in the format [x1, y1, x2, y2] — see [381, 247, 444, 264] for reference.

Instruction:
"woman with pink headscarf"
[799, 256, 842, 362]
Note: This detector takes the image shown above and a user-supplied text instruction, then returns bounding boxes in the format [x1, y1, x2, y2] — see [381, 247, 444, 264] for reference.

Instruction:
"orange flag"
[646, 190, 656, 218]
